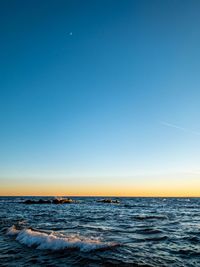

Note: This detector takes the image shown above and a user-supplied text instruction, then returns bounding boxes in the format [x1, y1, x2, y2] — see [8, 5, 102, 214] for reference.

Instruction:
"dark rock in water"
[52, 198, 78, 204]
[24, 198, 77, 205]
[97, 199, 120, 204]
[24, 199, 51, 204]
[38, 199, 51, 204]
[24, 200, 34, 204]
[52, 198, 60, 204]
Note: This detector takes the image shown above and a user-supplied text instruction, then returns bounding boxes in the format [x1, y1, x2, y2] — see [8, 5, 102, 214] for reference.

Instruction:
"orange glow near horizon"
[1, 178, 200, 197]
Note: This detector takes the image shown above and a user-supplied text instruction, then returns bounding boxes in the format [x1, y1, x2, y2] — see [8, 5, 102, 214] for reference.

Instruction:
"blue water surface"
[0, 197, 200, 266]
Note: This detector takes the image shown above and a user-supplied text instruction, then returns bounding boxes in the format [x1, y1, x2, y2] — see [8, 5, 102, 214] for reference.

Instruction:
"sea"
[0, 197, 200, 267]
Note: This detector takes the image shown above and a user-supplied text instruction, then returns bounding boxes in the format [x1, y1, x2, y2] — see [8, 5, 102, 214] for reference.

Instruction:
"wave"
[6, 225, 118, 252]
[135, 228, 163, 235]
[132, 215, 168, 220]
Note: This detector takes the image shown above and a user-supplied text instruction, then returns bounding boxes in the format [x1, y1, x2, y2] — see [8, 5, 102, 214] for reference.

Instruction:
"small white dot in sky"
[69, 32, 73, 36]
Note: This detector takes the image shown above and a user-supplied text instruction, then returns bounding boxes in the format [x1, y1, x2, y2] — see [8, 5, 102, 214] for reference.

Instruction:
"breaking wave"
[7, 225, 118, 252]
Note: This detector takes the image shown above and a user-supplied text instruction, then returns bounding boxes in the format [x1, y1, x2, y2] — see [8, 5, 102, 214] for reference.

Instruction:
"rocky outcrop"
[52, 198, 75, 204]
[24, 199, 51, 204]
[24, 198, 77, 205]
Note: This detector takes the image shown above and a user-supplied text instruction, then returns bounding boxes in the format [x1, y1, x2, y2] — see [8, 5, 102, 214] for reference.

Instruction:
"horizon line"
[1, 195, 200, 198]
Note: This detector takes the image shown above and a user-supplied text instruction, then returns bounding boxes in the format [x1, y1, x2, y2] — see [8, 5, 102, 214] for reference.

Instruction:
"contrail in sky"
[160, 121, 200, 136]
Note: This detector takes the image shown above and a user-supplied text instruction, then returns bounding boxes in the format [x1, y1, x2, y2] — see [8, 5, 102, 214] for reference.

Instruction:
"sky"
[0, 0, 200, 196]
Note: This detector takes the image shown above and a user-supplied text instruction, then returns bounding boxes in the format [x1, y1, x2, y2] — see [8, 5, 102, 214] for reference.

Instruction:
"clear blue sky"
[0, 0, 200, 195]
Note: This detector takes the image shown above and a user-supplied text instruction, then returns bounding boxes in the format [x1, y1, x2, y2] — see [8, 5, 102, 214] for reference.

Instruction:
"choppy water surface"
[0, 197, 200, 266]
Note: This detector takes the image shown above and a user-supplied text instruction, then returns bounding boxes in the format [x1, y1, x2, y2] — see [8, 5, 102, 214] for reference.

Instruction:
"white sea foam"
[7, 226, 117, 252]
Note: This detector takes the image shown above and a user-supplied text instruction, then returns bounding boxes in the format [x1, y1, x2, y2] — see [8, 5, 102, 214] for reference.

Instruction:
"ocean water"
[0, 197, 200, 267]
